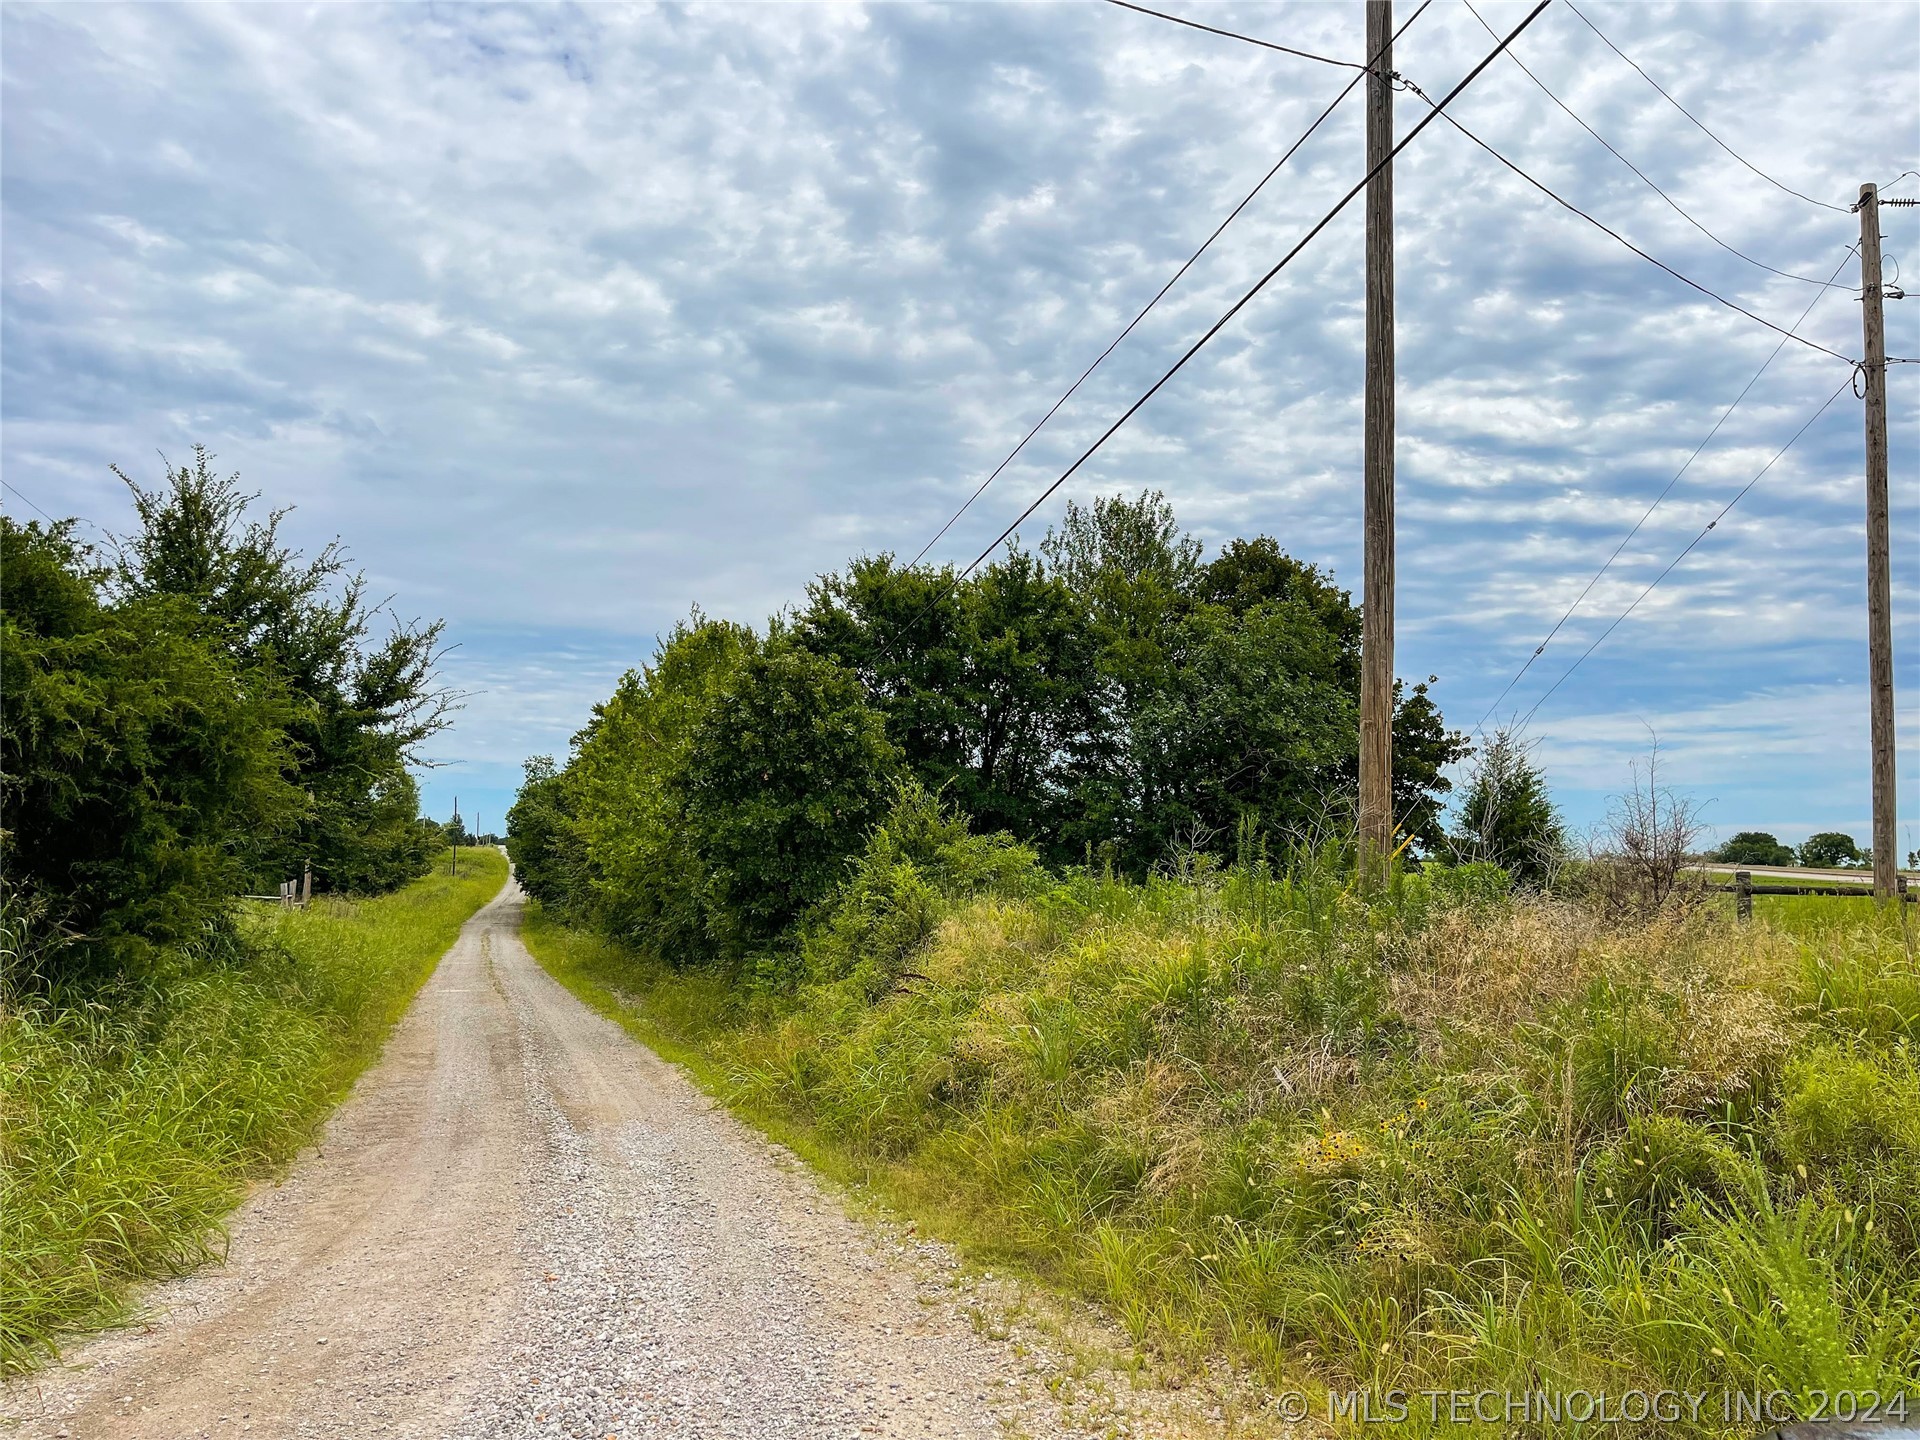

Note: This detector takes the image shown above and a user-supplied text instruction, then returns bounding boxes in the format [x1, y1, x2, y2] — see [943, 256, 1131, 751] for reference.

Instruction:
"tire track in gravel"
[3, 875, 1193, 1440]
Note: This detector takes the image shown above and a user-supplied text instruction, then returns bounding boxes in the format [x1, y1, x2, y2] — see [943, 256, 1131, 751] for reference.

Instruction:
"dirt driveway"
[3, 877, 1199, 1440]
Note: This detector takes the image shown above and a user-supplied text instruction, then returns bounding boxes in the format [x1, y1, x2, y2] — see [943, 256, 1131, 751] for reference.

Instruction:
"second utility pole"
[1856, 183, 1899, 901]
[1359, 0, 1396, 883]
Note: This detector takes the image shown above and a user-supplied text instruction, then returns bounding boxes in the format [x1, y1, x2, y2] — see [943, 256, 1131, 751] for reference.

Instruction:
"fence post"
[301, 860, 312, 908]
[1735, 870, 1752, 923]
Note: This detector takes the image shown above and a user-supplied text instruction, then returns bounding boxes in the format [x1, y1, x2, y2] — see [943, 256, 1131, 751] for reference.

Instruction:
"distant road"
[1690, 863, 1914, 887]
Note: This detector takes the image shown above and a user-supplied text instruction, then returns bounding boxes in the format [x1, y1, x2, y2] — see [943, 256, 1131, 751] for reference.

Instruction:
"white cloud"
[4, 0, 1916, 830]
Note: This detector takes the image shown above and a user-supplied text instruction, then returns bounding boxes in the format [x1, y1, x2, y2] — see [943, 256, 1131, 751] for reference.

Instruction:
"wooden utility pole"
[1857, 184, 1899, 902]
[1359, 0, 1396, 883]
[452, 795, 460, 877]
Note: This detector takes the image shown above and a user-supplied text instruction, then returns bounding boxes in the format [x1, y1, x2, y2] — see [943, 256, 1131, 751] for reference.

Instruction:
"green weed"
[0, 849, 505, 1373]
[523, 864, 1920, 1438]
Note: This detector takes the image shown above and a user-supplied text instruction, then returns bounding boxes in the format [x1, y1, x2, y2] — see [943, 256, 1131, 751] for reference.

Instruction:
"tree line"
[1710, 830, 1883, 870]
[3, 450, 454, 973]
[510, 492, 1471, 973]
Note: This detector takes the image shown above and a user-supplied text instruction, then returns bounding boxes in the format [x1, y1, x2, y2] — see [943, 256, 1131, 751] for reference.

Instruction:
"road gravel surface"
[3, 877, 1193, 1440]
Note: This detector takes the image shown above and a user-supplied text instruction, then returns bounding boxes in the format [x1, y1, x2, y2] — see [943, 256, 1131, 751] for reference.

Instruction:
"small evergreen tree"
[1448, 730, 1566, 885]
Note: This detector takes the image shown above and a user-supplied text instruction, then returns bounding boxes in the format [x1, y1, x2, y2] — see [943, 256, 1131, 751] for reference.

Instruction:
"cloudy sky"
[5, 0, 1917, 850]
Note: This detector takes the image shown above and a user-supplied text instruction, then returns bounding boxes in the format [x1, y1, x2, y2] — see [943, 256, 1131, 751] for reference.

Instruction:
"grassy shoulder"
[0, 847, 507, 1375]
[521, 878, 1919, 1439]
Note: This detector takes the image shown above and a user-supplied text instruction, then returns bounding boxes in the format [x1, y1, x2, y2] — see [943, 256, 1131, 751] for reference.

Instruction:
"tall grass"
[0, 848, 506, 1374]
[526, 863, 1920, 1437]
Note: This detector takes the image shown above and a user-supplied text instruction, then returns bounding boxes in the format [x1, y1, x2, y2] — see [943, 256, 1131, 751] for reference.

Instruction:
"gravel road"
[3, 877, 1197, 1440]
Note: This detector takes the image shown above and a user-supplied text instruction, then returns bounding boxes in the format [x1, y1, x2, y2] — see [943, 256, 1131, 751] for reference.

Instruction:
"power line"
[1561, 0, 1852, 215]
[1461, 0, 1850, 290]
[910, 0, 1435, 569]
[950, 1, 1555, 587]
[1409, 93, 1855, 362]
[1515, 376, 1853, 728]
[1106, 2, 1857, 360]
[1103, 0, 1364, 70]
[1470, 243, 1857, 737]
[1065, 2, 1871, 740]
[882, 0, 1552, 659]
[1, 481, 116, 545]
[1, 480, 63, 527]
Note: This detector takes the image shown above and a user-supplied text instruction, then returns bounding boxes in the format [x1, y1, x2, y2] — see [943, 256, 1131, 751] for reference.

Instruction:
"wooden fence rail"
[1707, 869, 1913, 922]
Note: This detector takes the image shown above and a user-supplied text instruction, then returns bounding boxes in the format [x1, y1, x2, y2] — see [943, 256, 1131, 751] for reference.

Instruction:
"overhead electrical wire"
[1407, 93, 1855, 362]
[1, 481, 65, 528]
[1080, 0, 1878, 736]
[1460, 0, 1850, 290]
[1513, 375, 1852, 728]
[1108, 3, 1857, 359]
[910, 0, 1435, 569]
[949, 1, 1555, 585]
[887, 0, 1554, 651]
[1561, 0, 1853, 214]
[1469, 242, 1858, 737]
[1089, 2, 1899, 740]
[1102, 0, 1365, 70]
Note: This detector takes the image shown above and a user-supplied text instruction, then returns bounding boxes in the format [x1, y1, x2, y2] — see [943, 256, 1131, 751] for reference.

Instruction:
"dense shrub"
[801, 780, 1042, 998]
[2, 520, 303, 958]
[681, 645, 900, 958]
[565, 614, 756, 955]
[509, 493, 1475, 970]
[506, 755, 590, 915]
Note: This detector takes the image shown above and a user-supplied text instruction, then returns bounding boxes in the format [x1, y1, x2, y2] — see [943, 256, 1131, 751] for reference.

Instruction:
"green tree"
[1040, 489, 1200, 689]
[113, 449, 452, 894]
[505, 755, 590, 915]
[680, 646, 899, 955]
[796, 498, 1466, 871]
[1123, 596, 1356, 862]
[1386, 679, 1470, 854]
[1448, 730, 1566, 885]
[1712, 831, 1796, 867]
[793, 549, 1087, 853]
[1798, 832, 1865, 869]
[1041, 497, 1465, 864]
[566, 614, 757, 955]
[1197, 537, 1360, 678]
[1042, 492, 1202, 866]
[1, 519, 303, 961]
